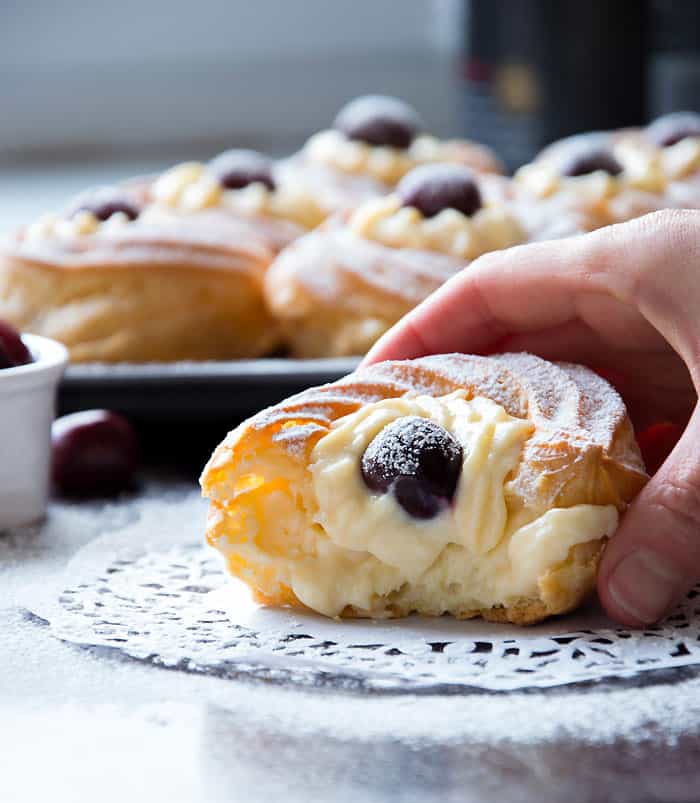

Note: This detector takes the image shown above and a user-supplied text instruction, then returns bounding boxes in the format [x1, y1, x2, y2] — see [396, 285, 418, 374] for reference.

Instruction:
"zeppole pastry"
[148, 149, 326, 233]
[513, 136, 672, 239]
[521, 114, 700, 238]
[265, 164, 525, 357]
[202, 353, 648, 624]
[0, 151, 315, 362]
[277, 95, 505, 216]
[533, 113, 700, 199]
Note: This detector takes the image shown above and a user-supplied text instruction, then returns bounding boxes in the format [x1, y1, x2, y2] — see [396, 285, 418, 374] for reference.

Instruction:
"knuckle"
[402, 315, 430, 355]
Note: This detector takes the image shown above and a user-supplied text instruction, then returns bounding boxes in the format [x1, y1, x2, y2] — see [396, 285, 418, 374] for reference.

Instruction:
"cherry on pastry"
[647, 111, 700, 148]
[559, 146, 623, 178]
[397, 164, 482, 218]
[209, 149, 276, 191]
[72, 188, 140, 222]
[333, 95, 423, 150]
[0, 320, 31, 369]
[51, 410, 139, 497]
[360, 415, 463, 519]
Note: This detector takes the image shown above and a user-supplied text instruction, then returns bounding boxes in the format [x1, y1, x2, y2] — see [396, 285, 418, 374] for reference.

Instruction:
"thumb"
[598, 405, 700, 626]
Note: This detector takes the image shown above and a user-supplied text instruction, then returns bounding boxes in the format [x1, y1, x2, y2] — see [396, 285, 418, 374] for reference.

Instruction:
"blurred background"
[2, 0, 699, 471]
[0, 0, 461, 229]
[2, 0, 700, 228]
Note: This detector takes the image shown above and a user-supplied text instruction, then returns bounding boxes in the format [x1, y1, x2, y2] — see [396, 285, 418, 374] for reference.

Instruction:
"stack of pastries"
[2, 98, 700, 362]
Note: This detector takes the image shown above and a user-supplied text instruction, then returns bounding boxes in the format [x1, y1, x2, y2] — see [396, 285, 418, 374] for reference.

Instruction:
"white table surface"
[1, 476, 700, 803]
[1, 160, 168, 233]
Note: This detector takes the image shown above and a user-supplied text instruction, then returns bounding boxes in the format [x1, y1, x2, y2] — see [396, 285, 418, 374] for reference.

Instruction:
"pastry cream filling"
[659, 136, 700, 180]
[348, 195, 525, 260]
[23, 210, 132, 242]
[230, 392, 616, 617]
[151, 161, 325, 229]
[304, 129, 451, 185]
[516, 142, 668, 200]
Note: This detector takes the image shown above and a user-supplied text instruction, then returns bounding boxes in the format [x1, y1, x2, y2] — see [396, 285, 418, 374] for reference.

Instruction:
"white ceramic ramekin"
[0, 334, 68, 528]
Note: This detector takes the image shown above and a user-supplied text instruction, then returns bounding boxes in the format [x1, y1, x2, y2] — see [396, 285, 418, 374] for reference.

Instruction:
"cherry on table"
[0, 320, 31, 369]
[51, 410, 139, 498]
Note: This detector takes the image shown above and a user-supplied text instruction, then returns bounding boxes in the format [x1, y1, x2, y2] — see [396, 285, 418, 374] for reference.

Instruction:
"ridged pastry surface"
[264, 219, 467, 357]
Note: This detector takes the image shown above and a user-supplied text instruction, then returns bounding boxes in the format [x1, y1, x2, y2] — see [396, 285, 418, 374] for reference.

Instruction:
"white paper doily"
[35, 497, 700, 692]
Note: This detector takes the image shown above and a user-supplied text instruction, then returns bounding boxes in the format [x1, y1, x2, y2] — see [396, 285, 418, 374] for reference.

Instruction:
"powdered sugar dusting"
[271, 422, 324, 458]
[228, 353, 635, 466]
[491, 353, 579, 426]
[558, 362, 631, 450]
[268, 224, 465, 309]
[6, 487, 700, 803]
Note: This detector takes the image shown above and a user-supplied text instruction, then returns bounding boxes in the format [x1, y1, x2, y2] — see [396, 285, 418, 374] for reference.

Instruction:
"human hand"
[364, 209, 700, 626]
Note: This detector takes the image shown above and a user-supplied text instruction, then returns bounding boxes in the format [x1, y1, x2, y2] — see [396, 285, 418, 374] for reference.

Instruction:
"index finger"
[362, 211, 697, 366]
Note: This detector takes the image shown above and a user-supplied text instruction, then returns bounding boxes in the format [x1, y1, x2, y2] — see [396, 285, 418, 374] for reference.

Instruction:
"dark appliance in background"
[650, 0, 700, 118]
[462, 0, 700, 171]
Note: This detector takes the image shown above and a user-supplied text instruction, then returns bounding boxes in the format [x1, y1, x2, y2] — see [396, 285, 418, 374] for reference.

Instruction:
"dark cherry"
[559, 147, 623, 177]
[0, 320, 31, 368]
[333, 95, 423, 149]
[361, 416, 463, 520]
[71, 187, 139, 222]
[0, 345, 12, 370]
[647, 111, 700, 148]
[51, 410, 139, 497]
[208, 149, 276, 191]
[397, 164, 482, 218]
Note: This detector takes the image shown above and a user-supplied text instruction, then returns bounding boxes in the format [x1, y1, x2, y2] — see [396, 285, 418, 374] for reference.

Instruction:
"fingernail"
[607, 548, 684, 624]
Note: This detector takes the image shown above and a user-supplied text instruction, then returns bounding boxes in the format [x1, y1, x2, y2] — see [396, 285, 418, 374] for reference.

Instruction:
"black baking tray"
[58, 357, 361, 420]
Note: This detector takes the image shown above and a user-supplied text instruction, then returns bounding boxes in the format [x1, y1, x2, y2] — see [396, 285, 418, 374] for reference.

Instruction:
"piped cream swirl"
[151, 161, 325, 229]
[516, 141, 669, 200]
[348, 195, 524, 260]
[304, 129, 455, 185]
[23, 210, 132, 243]
[288, 393, 619, 617]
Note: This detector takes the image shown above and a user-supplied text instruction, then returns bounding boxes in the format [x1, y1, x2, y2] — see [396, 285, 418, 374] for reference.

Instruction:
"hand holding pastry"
[367, 209, 700, 626]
